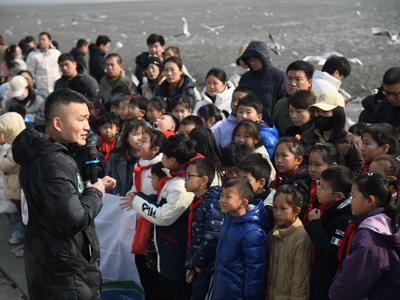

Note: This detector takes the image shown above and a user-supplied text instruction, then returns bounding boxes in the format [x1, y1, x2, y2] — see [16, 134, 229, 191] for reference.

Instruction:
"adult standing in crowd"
[238, 40, 286, 126]
[12, 88, 116, 300]
[55, 53, 99, 99]
[89, 35, 111, 83]
[26, 32, 61, 96]
[70, 38, 89, 70]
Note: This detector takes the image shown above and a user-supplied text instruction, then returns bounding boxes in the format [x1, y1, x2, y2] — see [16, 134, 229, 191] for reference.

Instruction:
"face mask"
[15, 89, 28, 101]
[315, 116, 334, 131]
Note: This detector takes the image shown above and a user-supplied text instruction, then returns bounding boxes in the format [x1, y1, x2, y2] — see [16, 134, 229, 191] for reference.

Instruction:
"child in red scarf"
[97, 112, 120, 166]
[304, 166, 353, 300]
[304, 143, 338, 224]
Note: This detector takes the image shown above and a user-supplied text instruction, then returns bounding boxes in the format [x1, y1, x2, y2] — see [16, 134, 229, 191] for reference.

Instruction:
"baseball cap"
[310, 90, 345, 111]
[8, 76, 28, 98]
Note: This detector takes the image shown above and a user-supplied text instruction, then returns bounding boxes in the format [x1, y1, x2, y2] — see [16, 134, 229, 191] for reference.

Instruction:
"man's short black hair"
[322, 56, 351, 78]
[96, 35, 111, 46]
[383, 67, 400, 86]
[286, 60, 314, 80]
[76, 39, 89, 48]
[96, 112, 120, 128]
[39, 32, 52, 40]
[105, 53, 123, 65]
[188, 158, 216, 188]
[236, 153, 271, 181]
[58, 53, 76, 64]
[147, 34, 165, 46]
[223, 177, 254, 201]
[237, 94, 263, 114]
[161, 134, 197, 164]
[45, 88, 88, 126]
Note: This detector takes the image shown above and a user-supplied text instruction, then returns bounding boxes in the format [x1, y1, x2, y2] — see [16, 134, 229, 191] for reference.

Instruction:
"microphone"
[86, 143, 100, 184]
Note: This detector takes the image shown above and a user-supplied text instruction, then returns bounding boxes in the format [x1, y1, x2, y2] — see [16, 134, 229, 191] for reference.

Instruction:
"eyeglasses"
[184, 173, 203, 181]
[383, 90, 400, 98]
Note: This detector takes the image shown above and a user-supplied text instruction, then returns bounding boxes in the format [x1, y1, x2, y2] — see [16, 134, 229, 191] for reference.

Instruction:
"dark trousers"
[158, 274, 191, 300]
[190, 272, 212, 300]
[135, 254, 159, 300]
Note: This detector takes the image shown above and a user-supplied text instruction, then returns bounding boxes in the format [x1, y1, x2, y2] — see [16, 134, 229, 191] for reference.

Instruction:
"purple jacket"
[329, 208, 400, 300]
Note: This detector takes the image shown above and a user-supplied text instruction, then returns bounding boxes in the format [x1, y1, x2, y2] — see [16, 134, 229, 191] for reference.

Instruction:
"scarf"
[98, 135, 117, 165]
[337, 223, 358, 269]
[133, 162, 156, 193]
[303, 180, 318, 225]
[270, 167, 299, 189]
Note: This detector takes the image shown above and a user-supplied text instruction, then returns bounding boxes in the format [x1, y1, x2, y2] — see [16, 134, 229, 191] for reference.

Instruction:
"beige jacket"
[266, 218, 312, 300]
[0, 112, 26, 200]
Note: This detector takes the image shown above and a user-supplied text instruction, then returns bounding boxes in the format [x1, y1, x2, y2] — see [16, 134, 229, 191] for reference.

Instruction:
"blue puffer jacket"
[186, 186, 223, 273]
[258, 121, 279, 158]
[212, 200, 267, 300]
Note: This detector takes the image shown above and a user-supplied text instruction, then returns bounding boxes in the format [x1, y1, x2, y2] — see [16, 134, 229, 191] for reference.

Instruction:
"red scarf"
[98, 136, 117, 165]
[303, 180, 318, 225]
[362, 162, 370, 174]
[163, 129, 176, 138]
[133, 162, 156, 193]
[187, 197, 207, 257]
[337, 223, 358, 269]
[270, 167, 299, 189]
[156, 175, 173, 196]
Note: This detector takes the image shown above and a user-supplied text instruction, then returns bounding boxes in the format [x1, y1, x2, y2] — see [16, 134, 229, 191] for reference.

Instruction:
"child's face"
[274, 143, 302, 174]
[172, 104, 191, 122]
[137, 133, 156, 160]
[273, 193, 299, 228]
[224, 167, 240, 180]
[362, 133, 388, 163]
[179, 124, 195, 135]
[233, 126, 259, 150]
[98, 123, 118, 142]
[151, 173, 162, 191]
[184, 164, 206, 193]
[128, 128, 143, 151]
[237, 105, 262, 122]
[205, 75, 226, 97]
[219, 186, 248, 216]
[351, 183, 372, 216]
[308, 150, 332, 181]
[231, 91, 248, 115]
[238, 170, 265, 195]
[157, 115, 175, 133]
[146, 104, 163, 123]
[127, 104, 144, 120]
[317, 178, 339, 205]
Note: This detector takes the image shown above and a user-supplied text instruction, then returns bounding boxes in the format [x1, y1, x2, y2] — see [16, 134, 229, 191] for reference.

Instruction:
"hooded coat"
[329, 209, 400, 300]
[238, 41, 286, 126]
[212, 200, 267, 300]
[0, 112, 26, 200]
[54, 63, 99, 99]
[12, 127, 104, 300]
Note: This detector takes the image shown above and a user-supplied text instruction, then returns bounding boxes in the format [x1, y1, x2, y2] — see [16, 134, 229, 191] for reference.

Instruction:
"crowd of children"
[0, 31, 400, 299]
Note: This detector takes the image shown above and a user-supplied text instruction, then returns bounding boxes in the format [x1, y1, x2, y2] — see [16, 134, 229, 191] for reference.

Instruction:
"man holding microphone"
[12, 88, 116, 299]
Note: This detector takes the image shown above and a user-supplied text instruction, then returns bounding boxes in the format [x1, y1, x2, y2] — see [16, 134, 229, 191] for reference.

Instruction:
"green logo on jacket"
[76, 172, 84, 194]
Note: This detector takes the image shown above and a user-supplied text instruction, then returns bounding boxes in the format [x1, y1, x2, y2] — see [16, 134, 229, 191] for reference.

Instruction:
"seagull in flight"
[174, 17, 191, 37]
[268, 33, 284, 55]
[201, 24, 225, 35]
[372, 27, 400, 43]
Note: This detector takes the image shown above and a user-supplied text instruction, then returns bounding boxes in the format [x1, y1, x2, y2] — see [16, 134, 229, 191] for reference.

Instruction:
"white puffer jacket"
[26, 47, 61, 95]
[194, 80, 235, 114]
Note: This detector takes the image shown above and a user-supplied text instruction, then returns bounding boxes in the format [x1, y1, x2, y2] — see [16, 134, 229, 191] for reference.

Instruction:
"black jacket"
[359, 94, 381, 123]
[54, 63, 99, 99]
[134, 51, 150, 87]
[89, 43, 106, 83]
[238, 41, 286, 126]
[70, 47, 87, 70]
[374, 98, 400, 127]
[155, 74, 197, 109]
[305, 198, 352, 300]
[12, 127, 103, 300]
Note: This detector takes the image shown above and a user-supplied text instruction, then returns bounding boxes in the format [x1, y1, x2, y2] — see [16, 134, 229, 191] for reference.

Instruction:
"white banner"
[95, 193, 141, 287]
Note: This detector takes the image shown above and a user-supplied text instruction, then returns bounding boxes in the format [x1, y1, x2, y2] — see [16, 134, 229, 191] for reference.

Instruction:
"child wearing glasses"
[183, 158, 223, 299]
[304, 166, 353, 300]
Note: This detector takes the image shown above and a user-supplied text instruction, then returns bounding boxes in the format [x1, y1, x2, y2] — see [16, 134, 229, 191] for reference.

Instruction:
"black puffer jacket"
[239, 41, 286, 126]
[12, 127, 103, 300]
[89, 43, 106, 83]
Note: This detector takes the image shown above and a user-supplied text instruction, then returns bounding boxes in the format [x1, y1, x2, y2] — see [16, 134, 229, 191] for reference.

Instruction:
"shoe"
[11, 244, 24, 254]
[8, 235, 23, 246]
[13, 246, 24, 258]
